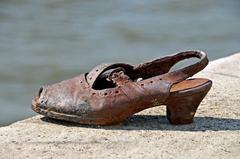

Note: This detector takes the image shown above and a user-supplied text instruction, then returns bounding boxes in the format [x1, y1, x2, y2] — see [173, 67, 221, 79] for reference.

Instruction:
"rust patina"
[32, 50, 212, 125]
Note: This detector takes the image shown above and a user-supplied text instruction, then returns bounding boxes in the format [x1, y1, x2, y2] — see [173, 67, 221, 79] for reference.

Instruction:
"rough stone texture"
[0, 53, 240, 159]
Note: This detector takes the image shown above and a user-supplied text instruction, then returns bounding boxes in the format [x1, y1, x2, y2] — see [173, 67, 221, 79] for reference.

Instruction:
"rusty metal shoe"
[32, 50, 212, 125]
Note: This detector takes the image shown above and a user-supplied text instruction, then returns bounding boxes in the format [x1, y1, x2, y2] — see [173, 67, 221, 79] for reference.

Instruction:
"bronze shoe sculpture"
[32, 50, 212, 125]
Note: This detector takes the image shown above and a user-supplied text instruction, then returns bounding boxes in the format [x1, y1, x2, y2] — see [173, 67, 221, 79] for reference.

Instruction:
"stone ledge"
[0, 53, 240, 159]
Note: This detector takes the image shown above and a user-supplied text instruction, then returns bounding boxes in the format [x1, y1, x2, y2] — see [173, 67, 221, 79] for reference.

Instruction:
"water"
[0, 0, 239, 126]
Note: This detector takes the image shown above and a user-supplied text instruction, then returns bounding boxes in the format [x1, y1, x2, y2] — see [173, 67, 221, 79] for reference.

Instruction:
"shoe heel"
[166, 83, 211, 125]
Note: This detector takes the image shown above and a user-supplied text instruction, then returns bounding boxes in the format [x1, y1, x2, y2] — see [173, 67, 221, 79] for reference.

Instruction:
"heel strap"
[134, 50, 209, 84]
[159, 50, 208, 84]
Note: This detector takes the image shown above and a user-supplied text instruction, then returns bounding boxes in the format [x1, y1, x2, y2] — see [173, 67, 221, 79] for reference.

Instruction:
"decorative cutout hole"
[159, 78, 162, 80]
[104, 93, 108, 96]
[92, 93, 96, 96]
[96, 69, 99, 72]
[80, 81, 83, 83]
[115, 90, 119, 94]
[150, 81, 153, 83]
[141, 83, 144, 86]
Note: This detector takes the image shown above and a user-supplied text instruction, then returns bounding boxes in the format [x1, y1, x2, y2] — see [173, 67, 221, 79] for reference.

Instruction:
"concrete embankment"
[0, 53, 239, 159]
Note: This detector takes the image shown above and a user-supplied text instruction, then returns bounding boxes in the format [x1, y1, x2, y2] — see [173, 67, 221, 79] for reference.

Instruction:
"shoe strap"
[87, 50, 208, 87]
[87, 63, 134, 88]
[159, 50, 208, 84]
[114, 50, 209, 105]
[134, 50, 209, 84]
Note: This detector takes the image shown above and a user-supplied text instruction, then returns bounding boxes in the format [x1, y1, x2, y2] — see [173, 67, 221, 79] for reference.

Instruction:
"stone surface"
[0, 53, 240, 159]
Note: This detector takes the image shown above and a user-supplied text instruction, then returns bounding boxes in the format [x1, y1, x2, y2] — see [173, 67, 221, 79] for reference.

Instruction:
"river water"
[0, 0, 240, 126]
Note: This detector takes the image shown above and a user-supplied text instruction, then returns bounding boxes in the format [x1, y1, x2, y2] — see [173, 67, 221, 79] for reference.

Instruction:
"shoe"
[32, 50, 212, 125]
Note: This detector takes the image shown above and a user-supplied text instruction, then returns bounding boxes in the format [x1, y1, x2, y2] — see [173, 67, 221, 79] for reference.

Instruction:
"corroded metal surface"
[32, 50, 212, 125]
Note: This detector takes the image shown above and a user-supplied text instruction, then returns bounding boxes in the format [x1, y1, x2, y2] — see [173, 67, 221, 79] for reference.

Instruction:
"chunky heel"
[166, 83, 211, 125]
